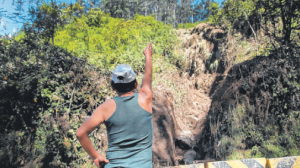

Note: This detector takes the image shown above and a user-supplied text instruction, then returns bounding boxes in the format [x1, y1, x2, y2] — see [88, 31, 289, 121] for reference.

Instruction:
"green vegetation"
[225, 104, 300, 160]
[206, 0, 300, 44]
[227, 109, 300, 159]
[1, 0, 300, 166]
[54, 9, 181, 71]
[0, 32, 113, 167]
[203, 45, 300, 160]
[197, 1, 300, 160]
[207, 0, 256, 26]
[0, 2, 185, 167]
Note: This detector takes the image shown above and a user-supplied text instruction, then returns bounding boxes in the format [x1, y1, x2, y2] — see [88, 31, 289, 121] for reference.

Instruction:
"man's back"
[104, 93, 153, 168]
[76, 44, 153, 168]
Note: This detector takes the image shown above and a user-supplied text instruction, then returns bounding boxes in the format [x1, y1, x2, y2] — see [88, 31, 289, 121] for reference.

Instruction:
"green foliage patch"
[54, 9, 181, 71]
[0, 33, 112, 167]
[206, 0, 257, 29]
[201, 45, 300, 160]
[2, 3, 186, 166]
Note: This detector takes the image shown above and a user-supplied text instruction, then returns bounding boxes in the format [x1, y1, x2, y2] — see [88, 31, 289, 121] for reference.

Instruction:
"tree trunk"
[52, 34, 54, 45]
[173, 5, 176, 27]
[243, 10, 258, 56]
[51, 24, 54, 45]
[155, 6, 157, 20]
[128, 0, 130, 20]
[192, 3, 194, 24]
[165, 7, 167, 25]
[144, 1, 148, 16]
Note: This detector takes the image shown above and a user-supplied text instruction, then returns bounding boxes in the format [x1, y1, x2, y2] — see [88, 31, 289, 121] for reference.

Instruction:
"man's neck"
[117, 91, 135, 97]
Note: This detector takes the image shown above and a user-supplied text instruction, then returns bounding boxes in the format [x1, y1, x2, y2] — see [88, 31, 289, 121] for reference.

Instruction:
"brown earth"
[94, 23, 254, 167]
[152, 22, 300, 166]
[152, 23, 226, 167]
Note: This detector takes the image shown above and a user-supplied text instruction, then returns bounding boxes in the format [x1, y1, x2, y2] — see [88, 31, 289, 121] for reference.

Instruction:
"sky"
[1, 0, 29, 35]
[0, 0, 76, 35]
[0, 0, 224, 36]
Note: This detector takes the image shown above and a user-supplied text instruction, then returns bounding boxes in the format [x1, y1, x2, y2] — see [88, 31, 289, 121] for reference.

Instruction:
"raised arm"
[141, 43, 153, 93]
[138, 43, 153, 113]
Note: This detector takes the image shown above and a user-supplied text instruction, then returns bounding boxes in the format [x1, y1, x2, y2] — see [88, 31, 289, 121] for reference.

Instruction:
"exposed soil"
[152, 23, 226, 167]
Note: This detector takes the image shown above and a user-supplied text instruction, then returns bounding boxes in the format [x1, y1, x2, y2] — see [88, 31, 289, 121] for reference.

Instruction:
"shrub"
[201, 45, 300, 160]
[54, 10, 182, 72]
[0, 31, 112, 167]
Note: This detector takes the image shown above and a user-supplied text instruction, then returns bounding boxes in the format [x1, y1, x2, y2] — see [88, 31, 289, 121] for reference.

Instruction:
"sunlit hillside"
[1, 0, 300, 167]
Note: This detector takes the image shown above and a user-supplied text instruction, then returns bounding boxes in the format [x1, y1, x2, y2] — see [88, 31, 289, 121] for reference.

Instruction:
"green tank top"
[104, 93, 153, 168]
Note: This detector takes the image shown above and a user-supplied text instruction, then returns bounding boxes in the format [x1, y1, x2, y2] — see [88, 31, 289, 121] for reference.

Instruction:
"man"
[76, 43, 153, 168]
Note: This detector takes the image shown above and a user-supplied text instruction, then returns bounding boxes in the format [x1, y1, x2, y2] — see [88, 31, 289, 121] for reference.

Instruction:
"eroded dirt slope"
[152, 23, 226, 166]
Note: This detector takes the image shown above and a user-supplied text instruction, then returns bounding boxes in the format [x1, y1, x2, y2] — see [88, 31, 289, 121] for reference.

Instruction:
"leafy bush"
[204, 0, 256, 28]
[206, 2, 223, 24]
[54, 9, 181, 71]
[201, 45, 300, 160]
[0, 32, 112, 167]
[2, 4, 186, 166]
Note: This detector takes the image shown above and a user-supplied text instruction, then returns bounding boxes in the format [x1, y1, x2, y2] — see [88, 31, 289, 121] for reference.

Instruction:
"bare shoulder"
[94, 99, 116, 121]
[77, 99, 116, 136]
[99, 99, 116, 110]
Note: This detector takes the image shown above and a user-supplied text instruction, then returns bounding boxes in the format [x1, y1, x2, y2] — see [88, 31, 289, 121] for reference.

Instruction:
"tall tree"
[60, 2, 85, 24]
[193, 0, 211, 21]
[257, 0, 300, 43]
[100, 0, 130, 18]
[29, 2, 62, 44]
[98, 0, 211, 27]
